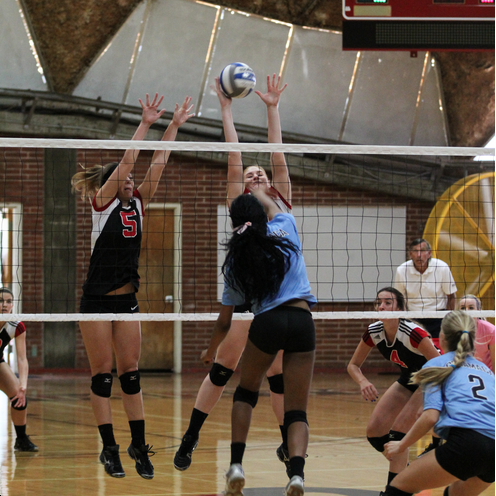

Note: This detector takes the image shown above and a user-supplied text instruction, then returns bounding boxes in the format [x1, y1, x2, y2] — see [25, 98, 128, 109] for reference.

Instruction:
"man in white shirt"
[394, 238, 457, 347]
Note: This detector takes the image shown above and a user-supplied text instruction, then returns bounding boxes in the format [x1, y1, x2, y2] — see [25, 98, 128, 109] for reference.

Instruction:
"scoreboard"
[342, 0, 495, 50]
[343, 0, 494, 20]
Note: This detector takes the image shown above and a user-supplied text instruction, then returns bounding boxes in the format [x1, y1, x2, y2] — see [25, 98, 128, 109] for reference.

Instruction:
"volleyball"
[219, 62, 256, 99]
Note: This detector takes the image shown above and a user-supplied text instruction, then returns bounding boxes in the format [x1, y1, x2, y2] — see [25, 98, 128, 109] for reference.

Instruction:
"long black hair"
[222, 194, 299, 305]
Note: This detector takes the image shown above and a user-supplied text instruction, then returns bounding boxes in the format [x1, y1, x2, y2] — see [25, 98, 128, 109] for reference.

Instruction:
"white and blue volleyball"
[220, 63, 256, 99]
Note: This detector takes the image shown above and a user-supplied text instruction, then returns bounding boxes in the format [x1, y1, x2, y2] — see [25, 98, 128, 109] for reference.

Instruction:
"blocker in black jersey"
[83, 189, 143, 296]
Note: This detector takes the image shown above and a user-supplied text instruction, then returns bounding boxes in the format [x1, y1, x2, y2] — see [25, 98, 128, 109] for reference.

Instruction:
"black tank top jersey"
[0, 321, 26, 360]
[82, 190, 143, 295]
[362, 319, 434, 375]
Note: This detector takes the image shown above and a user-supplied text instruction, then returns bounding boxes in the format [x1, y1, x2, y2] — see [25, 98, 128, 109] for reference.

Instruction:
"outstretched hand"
[139, 93, 166, 125]
[211, 77, 232, 108]
[172, 96, 195, 126]
[255, 74, 287, 107]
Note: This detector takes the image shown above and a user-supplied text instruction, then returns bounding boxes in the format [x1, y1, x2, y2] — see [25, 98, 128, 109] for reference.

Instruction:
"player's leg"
[266, 350, 288, 471]
[267, 350, 284, 424]
[388, 387, 423, 476]
[195, 319, 250, 413]
[0, 362, 38, 451]
[447, 477, 492, 496]
[225, 339, 276, 495]
[282, 348, 315, 481]
[80, 320, 125, 477]
[112, 320, 154, 479]
[174, 319, 250, 471]
[383, 450, 456, 494]
[366, 382, 413, 486]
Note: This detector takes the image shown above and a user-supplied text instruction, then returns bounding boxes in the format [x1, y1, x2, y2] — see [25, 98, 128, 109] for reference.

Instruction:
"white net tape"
[0, 137, 494, 156]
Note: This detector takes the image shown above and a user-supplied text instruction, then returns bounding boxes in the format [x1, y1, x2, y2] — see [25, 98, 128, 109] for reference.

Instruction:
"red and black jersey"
[82, 190, 144, 295]
[0, 321, 26, 362]
[363, 319, 433, 375]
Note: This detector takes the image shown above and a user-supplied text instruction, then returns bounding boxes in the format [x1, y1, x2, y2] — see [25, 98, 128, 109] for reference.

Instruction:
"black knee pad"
[389, 430, 406, 442]
[233, 386, 259, 408]
[91, 373, 113, 398]
[267, 373, 284, 394]
[209, 363, 234, 387]
[10, 397, 27, 411]
[367, 434, 390, 453]
[119, 370, 141, 395]
[284, 410, 308, 429]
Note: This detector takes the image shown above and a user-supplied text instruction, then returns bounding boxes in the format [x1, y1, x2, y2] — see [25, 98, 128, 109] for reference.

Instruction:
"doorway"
[137, 204, 181, 371]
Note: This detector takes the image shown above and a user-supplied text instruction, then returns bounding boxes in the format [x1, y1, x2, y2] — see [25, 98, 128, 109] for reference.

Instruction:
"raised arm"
[250, 185, 280, 221]
[212, 77, 244, 208]
[95, 93, 166, 208]
[347, 340, 379, 402]
[138, 96, 195, 208]
[255, 74, 291, 204]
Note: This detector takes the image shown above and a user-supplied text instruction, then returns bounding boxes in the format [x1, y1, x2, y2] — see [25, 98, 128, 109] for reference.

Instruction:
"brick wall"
[1, 148, 434, 372]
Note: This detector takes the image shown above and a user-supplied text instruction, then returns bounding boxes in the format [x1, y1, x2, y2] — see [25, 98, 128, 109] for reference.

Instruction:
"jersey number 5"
[120, 211, 137, 238]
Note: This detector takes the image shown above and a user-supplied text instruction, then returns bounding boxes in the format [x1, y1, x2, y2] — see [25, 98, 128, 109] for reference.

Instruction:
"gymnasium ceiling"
[18, 0, 494, 148]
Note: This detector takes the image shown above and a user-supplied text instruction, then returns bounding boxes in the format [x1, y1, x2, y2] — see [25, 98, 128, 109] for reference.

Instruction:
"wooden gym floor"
[0, 371, 494, 496]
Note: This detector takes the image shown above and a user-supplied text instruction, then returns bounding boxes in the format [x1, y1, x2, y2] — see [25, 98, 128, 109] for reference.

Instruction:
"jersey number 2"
[468, 374, 488, 400]
[120, 211, 137, 238]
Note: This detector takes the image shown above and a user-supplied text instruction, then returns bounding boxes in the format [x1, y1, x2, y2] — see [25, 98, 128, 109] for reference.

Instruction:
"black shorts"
[435, 427, 495, 483]
[248, 306, 315, 355]
[80, 293, 140, 314]
[397, 370, 419, 393]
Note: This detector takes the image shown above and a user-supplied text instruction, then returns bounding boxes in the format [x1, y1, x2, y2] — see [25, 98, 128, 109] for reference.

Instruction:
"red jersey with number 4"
[362, 319, 433, 374]
[82, 190, 143, 295]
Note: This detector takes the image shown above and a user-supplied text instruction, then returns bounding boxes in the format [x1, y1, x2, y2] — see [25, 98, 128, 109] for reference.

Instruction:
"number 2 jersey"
[422, 351, 495, 440]
[0, 321, 26, 363]
[82, 190, 143, 295]
[363, 319, 435, 381]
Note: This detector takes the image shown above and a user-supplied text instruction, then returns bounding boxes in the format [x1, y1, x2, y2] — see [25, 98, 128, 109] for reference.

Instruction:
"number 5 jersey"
[82, 190, 143, 295]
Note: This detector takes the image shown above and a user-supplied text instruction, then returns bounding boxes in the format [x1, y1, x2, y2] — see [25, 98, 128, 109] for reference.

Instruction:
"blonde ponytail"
[411, 310, 475, 389]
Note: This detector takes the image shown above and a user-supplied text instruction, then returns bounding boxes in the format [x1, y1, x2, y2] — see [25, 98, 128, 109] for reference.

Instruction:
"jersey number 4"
[120, 211, 138, 238]
[390, 350, 407, 368]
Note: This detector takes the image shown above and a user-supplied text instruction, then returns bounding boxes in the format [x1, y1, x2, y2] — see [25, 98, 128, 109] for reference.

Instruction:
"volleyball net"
[0, 138, 494, 323]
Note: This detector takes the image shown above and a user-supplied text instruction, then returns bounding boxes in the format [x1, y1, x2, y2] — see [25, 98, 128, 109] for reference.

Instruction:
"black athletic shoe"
[173, 435, 199, 471]
[127, 443, 155, 479]
[14, 436, 39, 452]
[99, 445, 125, 478]
[276, 443, 291, 478]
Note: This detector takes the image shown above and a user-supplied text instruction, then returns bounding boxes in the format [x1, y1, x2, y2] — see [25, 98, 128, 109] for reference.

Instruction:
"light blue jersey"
[422, 352, 495, 440]
[222, 213, 317, 315]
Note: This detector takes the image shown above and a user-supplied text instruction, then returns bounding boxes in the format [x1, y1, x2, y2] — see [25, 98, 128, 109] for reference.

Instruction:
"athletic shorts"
[397, 370, 419, 393]
[80, 293, 139, 314]
[248, 305, 315, 355]
[435, 427, 495, 483]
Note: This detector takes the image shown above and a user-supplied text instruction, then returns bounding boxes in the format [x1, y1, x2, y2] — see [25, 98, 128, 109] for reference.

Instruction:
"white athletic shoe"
[224, 463, 245, 495]
[285, 475, 304, 496]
